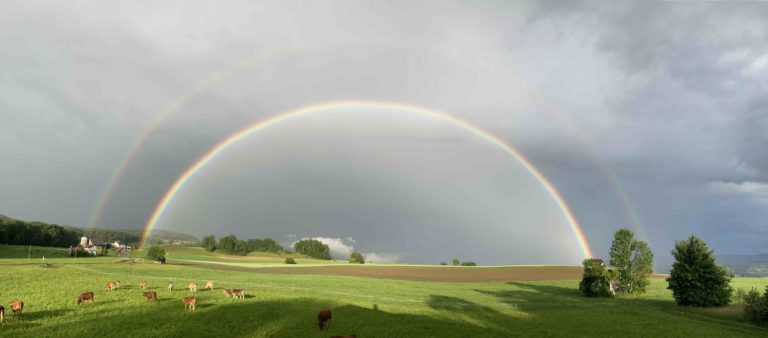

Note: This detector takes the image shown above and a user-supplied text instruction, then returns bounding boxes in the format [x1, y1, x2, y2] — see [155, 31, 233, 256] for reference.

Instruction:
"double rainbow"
[140, 100, 594, 258]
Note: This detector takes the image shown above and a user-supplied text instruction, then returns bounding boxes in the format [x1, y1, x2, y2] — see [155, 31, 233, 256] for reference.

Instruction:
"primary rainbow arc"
[141, 100, 594, 258]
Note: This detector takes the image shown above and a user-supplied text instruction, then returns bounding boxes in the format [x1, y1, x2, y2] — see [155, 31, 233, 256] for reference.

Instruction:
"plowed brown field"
[187, 263, 586, 282]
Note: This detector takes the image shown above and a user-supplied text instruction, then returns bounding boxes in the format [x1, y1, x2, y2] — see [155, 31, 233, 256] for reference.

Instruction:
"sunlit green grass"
[132, 245, 346, 266]
[0, 246, 767, 337]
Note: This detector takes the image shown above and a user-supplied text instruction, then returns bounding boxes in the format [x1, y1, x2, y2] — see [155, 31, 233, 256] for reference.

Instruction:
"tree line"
[200, 235, 336, 261]
[200, 234, 284, 256]
[0, 218, 82, 247]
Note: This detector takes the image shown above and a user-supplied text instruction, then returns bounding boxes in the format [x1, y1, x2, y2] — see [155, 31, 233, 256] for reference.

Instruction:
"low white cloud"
[311, 237, 355, 258]
[289, 236, 399, 262]
[291, 236, 355, 259]
[363, 252, 400, 263]
[708, 181, 768, 203]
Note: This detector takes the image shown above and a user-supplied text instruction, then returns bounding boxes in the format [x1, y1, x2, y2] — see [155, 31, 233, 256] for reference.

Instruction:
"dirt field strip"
[179, 262, 585, 282]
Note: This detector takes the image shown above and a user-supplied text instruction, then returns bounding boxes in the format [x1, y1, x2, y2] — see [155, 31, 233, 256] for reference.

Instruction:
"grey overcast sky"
[1, 1, 766, 265]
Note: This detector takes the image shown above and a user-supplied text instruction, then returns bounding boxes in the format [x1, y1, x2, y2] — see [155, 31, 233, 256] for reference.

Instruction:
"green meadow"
[0, 245, 767, 337]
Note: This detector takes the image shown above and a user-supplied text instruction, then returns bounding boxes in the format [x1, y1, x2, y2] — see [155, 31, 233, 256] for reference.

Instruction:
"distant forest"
[0, 218, 82, 247]
[201, 234, 284, 256]
[0, 214, 198, 247]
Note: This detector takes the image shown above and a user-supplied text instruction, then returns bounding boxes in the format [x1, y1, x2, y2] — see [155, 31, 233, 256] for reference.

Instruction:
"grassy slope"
[0, 247, 766, 337]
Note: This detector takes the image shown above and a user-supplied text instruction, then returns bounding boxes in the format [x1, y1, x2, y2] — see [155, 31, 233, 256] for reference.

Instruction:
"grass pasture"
[0, 246, 767, 337]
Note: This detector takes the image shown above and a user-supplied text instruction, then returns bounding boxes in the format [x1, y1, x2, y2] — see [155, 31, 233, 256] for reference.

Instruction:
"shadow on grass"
[0, 298, 516, 337]
[426, 295, 516, 335]
[23, 308, 74, 320]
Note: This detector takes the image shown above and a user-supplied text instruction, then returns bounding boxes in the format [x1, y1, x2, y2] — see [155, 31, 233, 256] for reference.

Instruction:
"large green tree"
[667, 236, 733, 307]
[294, 239, 331, 260]
[609, 228, 654, 294]
[145, 246, 166, 261]
[217, 235, 239, 254]
[201, 235, 216, 252]
[349, 252, 365, 264]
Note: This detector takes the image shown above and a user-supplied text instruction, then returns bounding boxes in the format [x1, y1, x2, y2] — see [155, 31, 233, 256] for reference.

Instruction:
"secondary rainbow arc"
[141, 100, 594, 258]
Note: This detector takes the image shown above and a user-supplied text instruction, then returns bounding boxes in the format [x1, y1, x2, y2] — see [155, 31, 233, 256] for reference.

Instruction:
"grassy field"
[0, 245, 767, 337]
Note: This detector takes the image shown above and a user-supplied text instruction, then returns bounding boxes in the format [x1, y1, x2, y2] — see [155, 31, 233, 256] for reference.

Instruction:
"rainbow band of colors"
[141, 100, 594, 258]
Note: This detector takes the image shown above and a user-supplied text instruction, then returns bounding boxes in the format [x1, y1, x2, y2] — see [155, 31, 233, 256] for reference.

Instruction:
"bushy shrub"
[580, 259, 615, 297]
[734, 288, 747, 304]
[744, 287, 768, 326]
[285, 257, 297, 264]
[460, 261, 477, 266]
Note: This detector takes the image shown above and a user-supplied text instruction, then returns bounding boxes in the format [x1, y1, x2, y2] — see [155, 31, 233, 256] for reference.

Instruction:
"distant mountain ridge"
[718, 253, 768, 277]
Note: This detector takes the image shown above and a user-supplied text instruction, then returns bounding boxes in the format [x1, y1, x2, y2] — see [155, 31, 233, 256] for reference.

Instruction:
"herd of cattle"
[2, 280, 356, 337]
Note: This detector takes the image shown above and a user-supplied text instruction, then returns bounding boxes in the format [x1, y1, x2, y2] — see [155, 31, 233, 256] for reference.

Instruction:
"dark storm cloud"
[2, 1, 766, 265]
[526, 0, 768, 257]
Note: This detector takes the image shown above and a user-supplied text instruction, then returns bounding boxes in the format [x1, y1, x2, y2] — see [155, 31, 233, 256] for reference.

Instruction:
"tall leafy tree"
[201, 235, 216, 252]
[609, 228, 654, 294]
[667, 236, 733, 307]
[217, 235, 239, 254]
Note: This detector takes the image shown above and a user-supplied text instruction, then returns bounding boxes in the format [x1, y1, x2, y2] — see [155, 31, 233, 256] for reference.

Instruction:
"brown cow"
[105, 282, 115, 291]
[9, 300, 23, 320]
[317, 309, 332, 331]
[77, 292, 94, 305]
[167, 281, 174, 292]
[139, 280, 147, 290]
[223, 289, 244, 299]
[204, 281, 214, 290]
[0, 305, 4, 325]
[183, 296, 196, 311]
[188, 282, 197, 293]
[143, 292, 158, 301]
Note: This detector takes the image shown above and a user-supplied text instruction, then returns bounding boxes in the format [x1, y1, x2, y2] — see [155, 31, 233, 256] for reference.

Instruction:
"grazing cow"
[183, 297, 196, 311]
[105, 282, 115, 291]
[77, 292, 94, 305]
[0, 305, 4, 325]
[317, 309, 332, 331]
[204, 281, 214, 290]
[9, 300, 23, 320]
[188, 282, 197, 293]
[143, 292, 158, 301]
[224, 288, 242, 298]
[139, 280, 147, 290]
[167, 281, 174, 292]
